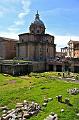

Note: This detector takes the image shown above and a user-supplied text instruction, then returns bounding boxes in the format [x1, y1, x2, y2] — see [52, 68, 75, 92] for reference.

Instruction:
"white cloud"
[8, 0, 31, 33]
[47, 31, 79, 51]
[18, 13, 26, 19]
[42, 7, 79, 16]
[16, 0, 31, 26]
[0, 32, 19, 40]
[0, 7, 9, 17]
[0, 0, 31, 39]
[18, 0, 31, 19]
[0, 11, 4, 17]
[55, 35, 79, 51]
[8, 26, 20, 33]
[14, 20, 24, 26]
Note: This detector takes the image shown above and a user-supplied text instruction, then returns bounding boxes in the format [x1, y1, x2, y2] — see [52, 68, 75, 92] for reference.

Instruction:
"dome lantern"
[29, 11, 45, 34]
[35, 10, 39, 20]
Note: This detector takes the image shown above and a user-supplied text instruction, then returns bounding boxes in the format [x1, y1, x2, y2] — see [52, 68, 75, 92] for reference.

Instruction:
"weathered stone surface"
[44, 98, 48, 103]
[2, 110, 7, 114]
[0, 100, 41, 120]
[42, 103, 47, 107]
[61, 109, 64, 112]
[0, 106, 8, 111]
[23, 113, 30, 118]
[48, 98, 53, 102]
[56, 95, 62, 102]
[16, 103, 23, 108]
[44, 113, 58, 120]
[65, 98, 70, 105]
[67, 88, 79, 95]
[76, 113, 79, 116]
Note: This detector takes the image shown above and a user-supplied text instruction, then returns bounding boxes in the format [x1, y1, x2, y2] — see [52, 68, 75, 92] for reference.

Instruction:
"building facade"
[61, 47, 68, 58]
[67, 40, 79, 58]
[0, 37, 17, 59]
[16, 11, 56, 61]
[61, 40, 79, 58]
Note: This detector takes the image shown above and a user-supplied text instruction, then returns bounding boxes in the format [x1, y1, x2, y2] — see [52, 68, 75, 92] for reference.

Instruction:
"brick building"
[16, 11, 56, 61]
[0, 37, 18, 59]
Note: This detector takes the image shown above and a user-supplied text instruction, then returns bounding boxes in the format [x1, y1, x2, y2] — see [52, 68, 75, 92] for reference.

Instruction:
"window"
[40, 48, 42, 52]
[21, 39, 24, 42]
[46, 40, 48, 42]
[37, 30, 39, 33]
[14, 45, 16, 49]
[51, 40, 53, 44]
[47, 48, 48, 52]
[31, 30, 34, 33]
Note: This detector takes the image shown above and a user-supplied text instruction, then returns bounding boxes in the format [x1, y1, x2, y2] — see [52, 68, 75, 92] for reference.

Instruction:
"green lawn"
[0, 72, 79, 120]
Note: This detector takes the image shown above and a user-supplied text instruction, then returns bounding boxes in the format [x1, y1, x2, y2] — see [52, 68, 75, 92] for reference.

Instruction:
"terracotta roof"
[19, 32, 54, 37]
[0, 37, 18, 42]
[68, 40, 79, 44]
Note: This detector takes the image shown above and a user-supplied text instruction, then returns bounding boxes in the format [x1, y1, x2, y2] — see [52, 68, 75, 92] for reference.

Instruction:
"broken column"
[57, 95, 62, 102]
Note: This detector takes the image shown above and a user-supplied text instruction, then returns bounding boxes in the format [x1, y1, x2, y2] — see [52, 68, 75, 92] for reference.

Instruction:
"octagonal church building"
[16, 11, 56, 61]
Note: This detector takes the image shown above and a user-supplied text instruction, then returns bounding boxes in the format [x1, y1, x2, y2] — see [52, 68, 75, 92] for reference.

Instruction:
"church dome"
[33, 11, 45, 26]
[33, 18, 44, 26]
[29, 11, 45, 34]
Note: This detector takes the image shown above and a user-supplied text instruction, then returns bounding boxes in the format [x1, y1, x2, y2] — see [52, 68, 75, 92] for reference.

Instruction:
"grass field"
[0, 72, 79, 119]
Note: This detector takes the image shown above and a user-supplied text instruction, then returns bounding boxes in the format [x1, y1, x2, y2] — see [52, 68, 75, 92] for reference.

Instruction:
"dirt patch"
[20, 76, 30, 80]
[8, 80, 16, 84]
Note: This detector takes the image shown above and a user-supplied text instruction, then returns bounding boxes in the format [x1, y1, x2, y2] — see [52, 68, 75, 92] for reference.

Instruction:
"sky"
[0, 0, 79, 51]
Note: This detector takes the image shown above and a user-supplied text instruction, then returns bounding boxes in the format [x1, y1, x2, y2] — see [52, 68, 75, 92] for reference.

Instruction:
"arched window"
[31, 30, 34, 33]
[47, 48, 48, 52]
[37, 30, 39, 33]
[21, 39, 23, 42]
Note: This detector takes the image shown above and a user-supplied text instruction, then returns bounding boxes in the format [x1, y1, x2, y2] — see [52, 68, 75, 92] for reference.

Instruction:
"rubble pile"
[44, 112, 58, 120]
[0, 100, 41, 120]
[67, 88, 79, 95]
[42, 98, 53, 107]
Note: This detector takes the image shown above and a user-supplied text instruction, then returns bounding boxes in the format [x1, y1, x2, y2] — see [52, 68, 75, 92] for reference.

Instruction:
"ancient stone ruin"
[65, 98, 70, 105]
[67, 88, 79, 95]
[44, 112, 58, 120]
[0, 100, 41, 120]
[56, 95, 62, 102]
[42, 98, 53, 107]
